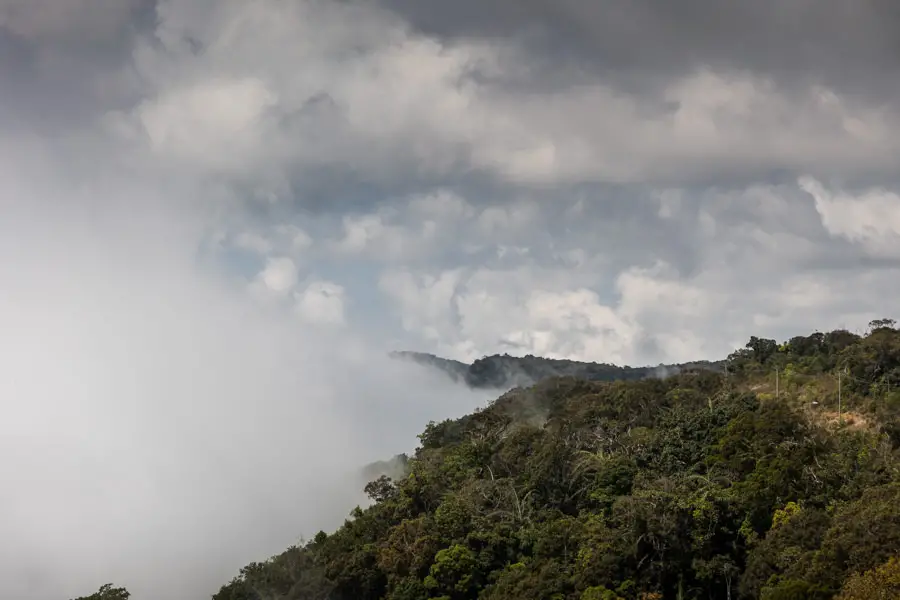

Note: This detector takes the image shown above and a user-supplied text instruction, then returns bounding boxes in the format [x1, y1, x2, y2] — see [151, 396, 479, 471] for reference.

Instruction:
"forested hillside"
[79, 320, 900, 600]
[389, 351, 724, 390]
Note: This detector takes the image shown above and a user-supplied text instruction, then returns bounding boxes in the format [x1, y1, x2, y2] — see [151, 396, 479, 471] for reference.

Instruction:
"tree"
[423, 544, 478, 599]
[365, 475, 397, 503]
[746, 336, 778, 364]
[70, 584, 130, 600]
[868, 318, 897, 332]
[836, 556, 900, 599]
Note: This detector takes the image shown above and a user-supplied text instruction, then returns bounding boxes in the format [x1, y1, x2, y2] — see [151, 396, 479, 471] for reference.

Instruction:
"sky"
[2, 0, 900, 598]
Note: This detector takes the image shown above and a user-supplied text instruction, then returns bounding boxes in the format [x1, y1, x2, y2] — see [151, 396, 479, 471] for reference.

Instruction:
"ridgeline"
[388, 350, 724, 390]
[76, 320, 900, 600]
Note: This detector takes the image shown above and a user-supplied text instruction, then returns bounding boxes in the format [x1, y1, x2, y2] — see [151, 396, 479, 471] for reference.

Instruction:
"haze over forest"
[3, 0, 900, 599]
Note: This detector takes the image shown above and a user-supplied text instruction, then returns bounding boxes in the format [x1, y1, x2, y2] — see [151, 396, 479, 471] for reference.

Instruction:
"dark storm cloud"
[1, 0, 891, 199]
[0, 0, 156, 129]
[380, 0, 900, 98]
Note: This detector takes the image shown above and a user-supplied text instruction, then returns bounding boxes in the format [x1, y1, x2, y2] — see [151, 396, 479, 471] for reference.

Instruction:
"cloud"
[295, 279, 347, 326]
[0, 0, 149, 46]
[230, 225, 313, 260]
[380, 0, 900, 99]
[334, 212, 411, 258]
[8, 0, 900, 186]
[0, 130, 492, 600]
[801, 176, 900, 257]
[5, 0, 900, 598]
[137, 77, 278, 171]
[233, 231, 274, 255]
[376, 179, 900, 365]
[379, 269, 465, 346]
[65, 0, 892, 191]
[256, 256, 299, 294]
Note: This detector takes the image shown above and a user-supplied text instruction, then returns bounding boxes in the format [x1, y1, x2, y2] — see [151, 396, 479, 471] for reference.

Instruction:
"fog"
[0, 152, 494, 599]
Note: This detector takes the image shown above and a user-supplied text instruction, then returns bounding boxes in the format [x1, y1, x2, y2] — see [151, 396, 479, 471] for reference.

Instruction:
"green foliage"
[580, 586, 625, 600]
[423, 544, 478, 599]
[760, 579, 831, 600]
[771, 502, 802, 530]
[212, 323, 900, 600]
[740, 507, 831, 599]
[804, 483, 900, 589]
[70, 584, 130, 600]
[836, 556, 900, 599]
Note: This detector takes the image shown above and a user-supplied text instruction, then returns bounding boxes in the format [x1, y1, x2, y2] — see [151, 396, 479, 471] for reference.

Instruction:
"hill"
[77, 320, 900, 600]
[362, 353, 723, 491]
[389, 350, 725, 390]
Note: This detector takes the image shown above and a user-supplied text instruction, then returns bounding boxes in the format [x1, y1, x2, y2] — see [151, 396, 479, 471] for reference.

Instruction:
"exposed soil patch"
[818, 410, 869, 430]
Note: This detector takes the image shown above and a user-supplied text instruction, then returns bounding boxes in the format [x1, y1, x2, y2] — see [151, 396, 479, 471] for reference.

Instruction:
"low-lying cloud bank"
[0, 165, 494, 600]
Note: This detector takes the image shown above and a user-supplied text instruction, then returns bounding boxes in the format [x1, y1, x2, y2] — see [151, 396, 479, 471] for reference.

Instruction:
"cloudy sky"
[2, 0, 900, 598]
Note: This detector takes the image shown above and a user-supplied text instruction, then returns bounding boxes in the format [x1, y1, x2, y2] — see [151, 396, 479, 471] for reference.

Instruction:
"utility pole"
[775, 367, 779, 399]
[838, 369, 842, 422]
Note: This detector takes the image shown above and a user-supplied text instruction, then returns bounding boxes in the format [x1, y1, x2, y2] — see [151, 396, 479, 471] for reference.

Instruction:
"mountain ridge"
[389, 349, 725, 390]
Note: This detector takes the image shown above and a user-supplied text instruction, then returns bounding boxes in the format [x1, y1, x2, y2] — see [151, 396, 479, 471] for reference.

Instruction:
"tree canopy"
[70, 583, 130, 600]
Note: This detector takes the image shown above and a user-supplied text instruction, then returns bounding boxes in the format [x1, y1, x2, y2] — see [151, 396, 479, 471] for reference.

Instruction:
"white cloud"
[801, 176, 900, 257]
[379, 269, 464, 346]
[331, 192, 480, 262]
[276, 224, 314, 254]
[616, 263, 712, 321]
[376, 179, 900, 366]
[408, 189, 475, 221]
[424, 68, 900, 185]
[381, 265, 644, 363]
[95, 1, 900, 189]
[335, 212, 405, 257]
[230, 225, 314, 262]
[521, 289, 637, 360]
[475, 201, 540, 238]
[256, 256, 298, 295]
[233, 231, 274, 255]
[120, 0, 498, 184]
[0, 148, 491, 600]
[295, 280, 346, 326]
[137, 77, 278, 172]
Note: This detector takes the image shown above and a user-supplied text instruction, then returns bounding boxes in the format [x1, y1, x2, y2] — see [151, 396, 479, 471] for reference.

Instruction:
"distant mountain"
[389, 351, 470, 383]
[360, 454, 410, 485]
[389, 350, 724, 390]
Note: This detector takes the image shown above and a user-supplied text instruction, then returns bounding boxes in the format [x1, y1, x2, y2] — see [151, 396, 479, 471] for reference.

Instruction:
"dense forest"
[77, 320, 900, 599]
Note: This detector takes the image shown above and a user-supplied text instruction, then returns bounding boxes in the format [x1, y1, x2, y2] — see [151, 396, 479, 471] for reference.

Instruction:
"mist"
[0, 149, 494, 599]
